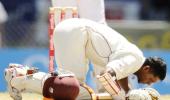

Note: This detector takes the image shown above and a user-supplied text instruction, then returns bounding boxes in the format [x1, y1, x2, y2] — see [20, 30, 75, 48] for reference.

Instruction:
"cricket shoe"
[4, 65, 23, 100]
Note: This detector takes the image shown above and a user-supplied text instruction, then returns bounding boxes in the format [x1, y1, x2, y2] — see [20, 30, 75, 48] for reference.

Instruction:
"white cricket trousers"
[53, 19, 90, 82]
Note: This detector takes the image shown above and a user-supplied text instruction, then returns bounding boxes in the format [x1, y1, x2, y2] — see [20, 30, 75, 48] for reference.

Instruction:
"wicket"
[48, 7, 78, 73]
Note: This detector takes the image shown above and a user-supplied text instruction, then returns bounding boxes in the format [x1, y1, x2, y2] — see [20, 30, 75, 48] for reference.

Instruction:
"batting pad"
[97, 72, 121, 96]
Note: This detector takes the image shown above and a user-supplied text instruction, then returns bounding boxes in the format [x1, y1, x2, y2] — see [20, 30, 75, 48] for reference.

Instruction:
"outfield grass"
[1, 92, 170, 100]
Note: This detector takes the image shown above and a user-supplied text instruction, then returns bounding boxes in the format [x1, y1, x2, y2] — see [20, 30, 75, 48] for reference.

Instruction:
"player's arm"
[118, 77, 130, 94]
[107, 54, 145, 85]
[105, 68, 130, 93]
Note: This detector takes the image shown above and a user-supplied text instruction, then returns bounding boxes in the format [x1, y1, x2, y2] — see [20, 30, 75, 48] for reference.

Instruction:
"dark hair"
[142, 56, 167, 80]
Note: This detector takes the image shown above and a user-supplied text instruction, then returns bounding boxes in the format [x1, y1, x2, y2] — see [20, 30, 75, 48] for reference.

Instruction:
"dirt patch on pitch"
[0, 92, 170, 100]
[0, 92, 42, 100]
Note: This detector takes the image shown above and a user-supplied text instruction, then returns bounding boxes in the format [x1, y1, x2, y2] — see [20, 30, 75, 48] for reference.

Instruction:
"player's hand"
[100, 68, 116, 77]
[125, 88, 160, 100]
